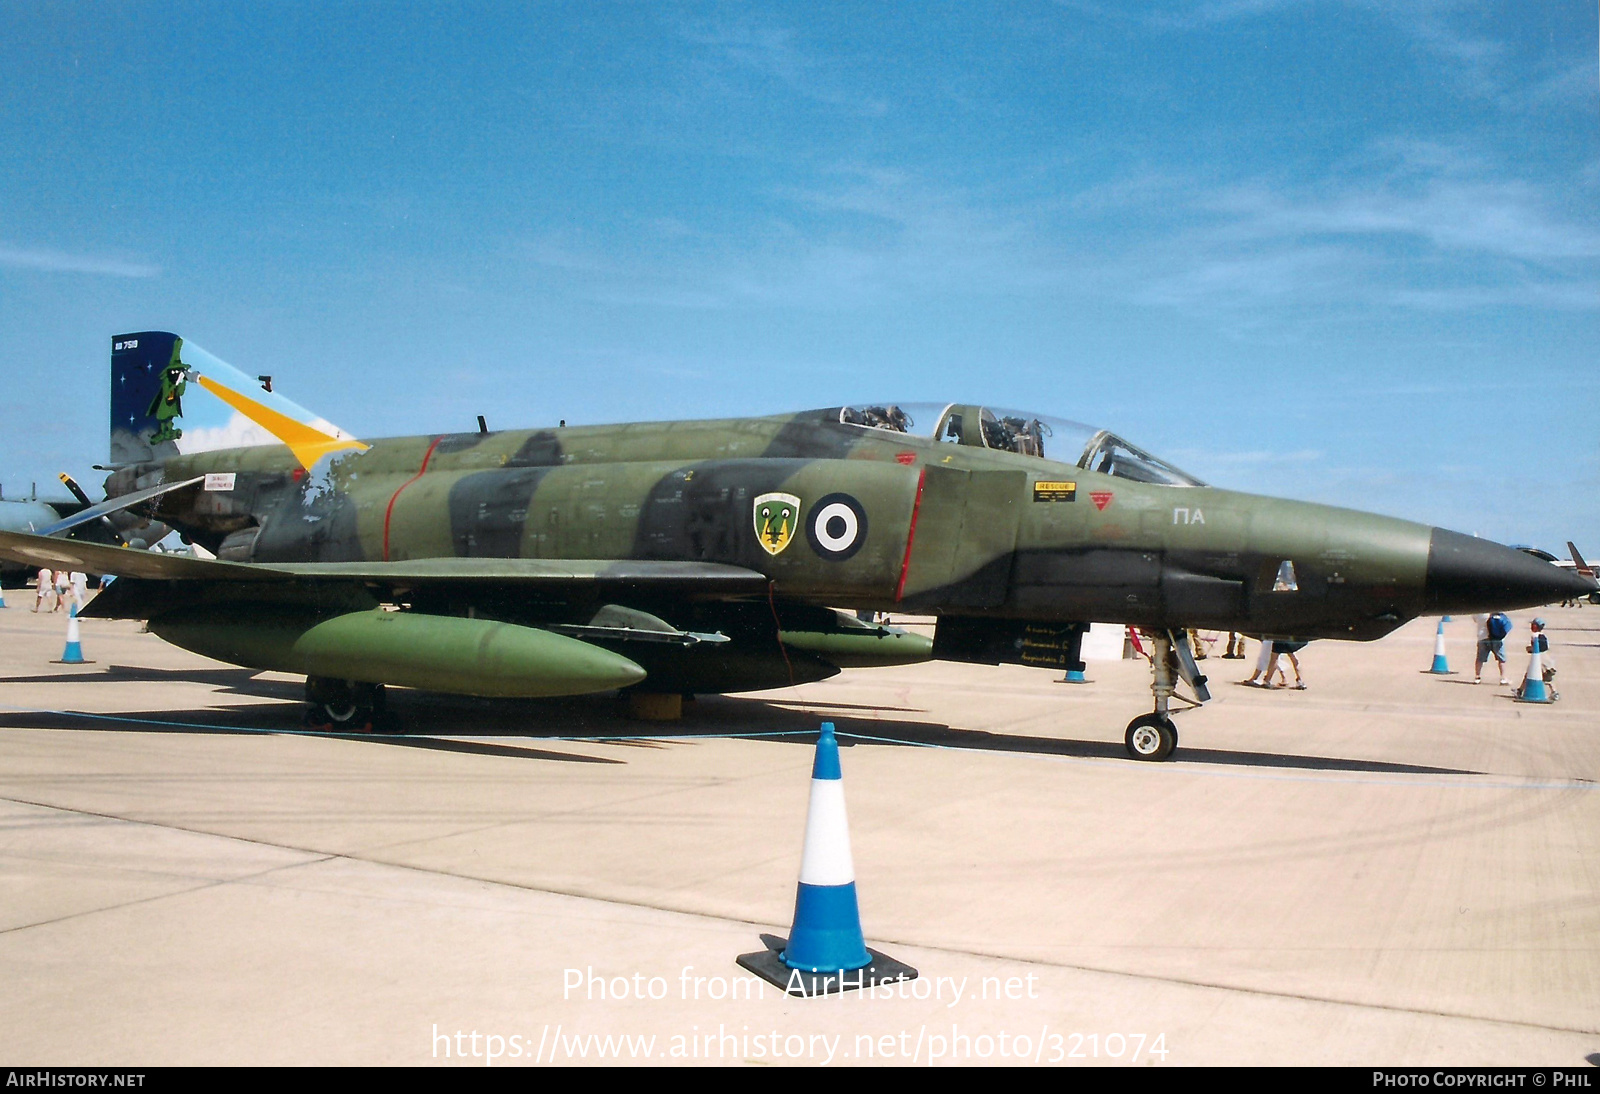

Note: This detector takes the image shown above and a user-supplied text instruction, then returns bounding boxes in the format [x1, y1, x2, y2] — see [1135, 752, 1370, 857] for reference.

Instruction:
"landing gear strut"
[1123, 630, 1210, 762]
[304, 676, 390, 732]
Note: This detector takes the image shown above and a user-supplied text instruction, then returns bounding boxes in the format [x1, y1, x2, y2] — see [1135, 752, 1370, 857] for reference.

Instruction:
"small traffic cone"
[0, 582, 7, 608]
[52, 603, 93, 665]
[737, 722, 917, 996]
[1060, 626, 1089, 682]
[1513, 643, 1553, 704]
[1426, 619, 1454, 674]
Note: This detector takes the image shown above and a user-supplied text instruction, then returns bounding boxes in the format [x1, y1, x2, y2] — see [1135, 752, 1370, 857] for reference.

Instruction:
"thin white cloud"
[592, 286, 729, 310]
[1170, 447, 1325, 466]
[1096, 140, 1600, 322]
[1509, 58, 1600, 112]
[1078, 1, 1565, 110]
[513, 165, 1053, 312]
[675, 13, 889, 117]
[522, 238, 618, 275]
[1153, 0, 1307, 29]
[1129, 244, 1365, 311]
[502, 137, 1597, 329]
[0, 244, 160, 278]
[1207, 178, 1600, 262]
[1385, 3, 1503, 67]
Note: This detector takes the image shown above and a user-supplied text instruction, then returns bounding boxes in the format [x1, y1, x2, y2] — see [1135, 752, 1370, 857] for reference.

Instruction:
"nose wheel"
[1123, 629, 1207, 761]
[1125, 713, 1178, 761]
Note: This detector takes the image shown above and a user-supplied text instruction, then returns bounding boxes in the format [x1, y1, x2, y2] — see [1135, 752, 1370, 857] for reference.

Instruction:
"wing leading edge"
[0, 529, 770, 593]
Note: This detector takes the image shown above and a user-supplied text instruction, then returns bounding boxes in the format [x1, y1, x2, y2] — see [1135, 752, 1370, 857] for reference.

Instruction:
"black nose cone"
[1425, 528, 1597, 613]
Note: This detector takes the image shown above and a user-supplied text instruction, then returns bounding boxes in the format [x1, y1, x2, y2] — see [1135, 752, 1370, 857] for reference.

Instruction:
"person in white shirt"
[70, 571, 87, 608]
[1243, 637, 1278, 687]
[33, 567, 52, 612]
[1472, 612, 1510, 686]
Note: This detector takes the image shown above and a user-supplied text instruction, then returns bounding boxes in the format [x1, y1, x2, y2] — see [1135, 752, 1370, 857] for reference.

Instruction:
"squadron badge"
[753, 492, 802, 556]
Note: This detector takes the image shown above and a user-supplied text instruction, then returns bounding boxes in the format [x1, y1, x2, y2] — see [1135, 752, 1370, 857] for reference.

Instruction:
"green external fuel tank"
[150, 606, 647, 698]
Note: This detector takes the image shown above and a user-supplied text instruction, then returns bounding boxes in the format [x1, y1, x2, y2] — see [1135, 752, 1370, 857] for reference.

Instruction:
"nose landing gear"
[1123, 630, 1210, 762]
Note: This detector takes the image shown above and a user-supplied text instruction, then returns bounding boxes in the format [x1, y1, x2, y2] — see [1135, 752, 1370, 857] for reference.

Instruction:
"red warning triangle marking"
[1090, 491, 1114, 511]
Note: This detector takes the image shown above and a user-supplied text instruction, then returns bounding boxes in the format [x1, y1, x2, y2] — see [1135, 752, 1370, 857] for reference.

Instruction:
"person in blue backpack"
[1473, 611, 1513, 686]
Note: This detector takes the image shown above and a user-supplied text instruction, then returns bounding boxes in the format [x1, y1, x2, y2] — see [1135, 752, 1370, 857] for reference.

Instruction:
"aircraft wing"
[0, 528, 770, 594]
[268, 558, 771, 592]
[0, 528, 274, 581]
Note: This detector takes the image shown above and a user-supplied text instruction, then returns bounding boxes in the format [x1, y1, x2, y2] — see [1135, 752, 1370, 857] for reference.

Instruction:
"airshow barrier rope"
[0, 704, 811, 741]
[0, 704, 1593, 792]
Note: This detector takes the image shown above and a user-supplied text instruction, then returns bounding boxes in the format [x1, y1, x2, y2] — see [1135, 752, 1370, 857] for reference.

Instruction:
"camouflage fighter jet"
[1, 332, 1591, 760]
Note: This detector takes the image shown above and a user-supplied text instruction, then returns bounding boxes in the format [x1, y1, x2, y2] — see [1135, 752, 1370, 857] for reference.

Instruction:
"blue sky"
[2, 1, 1596, 551]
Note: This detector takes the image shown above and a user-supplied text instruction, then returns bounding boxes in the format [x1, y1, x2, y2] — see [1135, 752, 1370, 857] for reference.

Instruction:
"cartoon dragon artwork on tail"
[145, 338, 188, 446]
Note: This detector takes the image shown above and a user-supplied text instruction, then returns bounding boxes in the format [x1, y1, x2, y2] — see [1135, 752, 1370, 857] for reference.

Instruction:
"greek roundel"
[807, 493, 868, 561]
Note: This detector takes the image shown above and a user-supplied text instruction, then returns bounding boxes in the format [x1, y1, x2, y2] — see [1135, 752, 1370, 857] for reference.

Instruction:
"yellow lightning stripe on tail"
[194, 375, 368, 468]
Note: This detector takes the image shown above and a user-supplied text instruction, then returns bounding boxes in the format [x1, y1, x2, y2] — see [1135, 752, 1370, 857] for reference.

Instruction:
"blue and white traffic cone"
[1062, 666, 1088, 684]
[736, 722, 916, 996]
[53, 603, 91, 664]
[1426, 619, 1453, 674]
[0, 582, 7, 608]
[783, 722, 870, 974]
[1513, 642, 1553, 704]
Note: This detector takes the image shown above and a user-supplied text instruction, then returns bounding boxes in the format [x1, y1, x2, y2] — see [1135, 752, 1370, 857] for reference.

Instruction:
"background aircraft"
[1528, 542, 1599, 606]
[1, 332, 1591, 760]
[0, 488, 73, 585]
[0, 476, 167, 584]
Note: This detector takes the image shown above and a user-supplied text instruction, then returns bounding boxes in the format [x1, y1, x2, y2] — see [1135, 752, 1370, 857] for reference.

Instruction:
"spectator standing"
[1473, 612, 1512, 686]
[33, 567, 52, 612]
[1243, 638, 1275, 686]
[1514, 618, 1556, 700]
[1267, 640, 1308, 689]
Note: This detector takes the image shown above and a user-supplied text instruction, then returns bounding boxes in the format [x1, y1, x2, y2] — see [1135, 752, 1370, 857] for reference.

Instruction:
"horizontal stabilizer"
[34, 478, 204, 538]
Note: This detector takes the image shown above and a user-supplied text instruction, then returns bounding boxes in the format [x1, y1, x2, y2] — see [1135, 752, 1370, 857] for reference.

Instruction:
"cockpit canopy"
[837, 402, 1205, 487]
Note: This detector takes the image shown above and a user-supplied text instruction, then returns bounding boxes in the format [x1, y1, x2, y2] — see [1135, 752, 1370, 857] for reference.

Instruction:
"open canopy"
[836, 403, 1206, 487]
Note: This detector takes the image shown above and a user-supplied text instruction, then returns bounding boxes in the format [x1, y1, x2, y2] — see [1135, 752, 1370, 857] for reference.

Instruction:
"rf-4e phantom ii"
[1, 332, 1590, 760]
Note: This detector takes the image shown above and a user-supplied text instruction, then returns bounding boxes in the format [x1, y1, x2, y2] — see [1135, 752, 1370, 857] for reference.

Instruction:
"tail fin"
[110, 332, 365, 468]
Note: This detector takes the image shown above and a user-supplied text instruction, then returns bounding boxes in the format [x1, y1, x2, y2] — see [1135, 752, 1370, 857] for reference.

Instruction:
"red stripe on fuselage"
[382, 436, 444, 562]
[894, 467, 927, 603]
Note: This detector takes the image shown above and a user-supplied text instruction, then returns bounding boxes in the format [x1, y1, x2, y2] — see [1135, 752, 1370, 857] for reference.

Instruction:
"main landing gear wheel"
[304, 677, 391, 733]
[1124, 714, 1178, 761]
